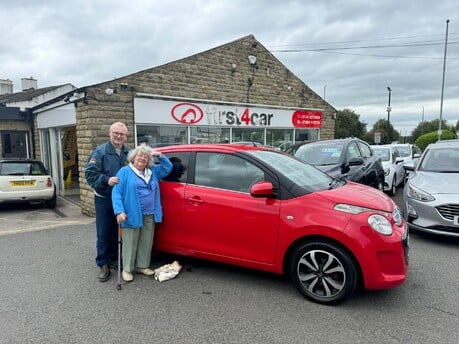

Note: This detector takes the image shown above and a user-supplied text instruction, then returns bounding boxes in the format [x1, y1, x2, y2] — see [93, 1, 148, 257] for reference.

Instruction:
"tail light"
[47, 177, 53, 187]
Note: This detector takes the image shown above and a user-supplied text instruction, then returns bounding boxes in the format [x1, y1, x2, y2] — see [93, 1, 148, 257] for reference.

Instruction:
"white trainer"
[136, 268, 155, 276]
[122, 270, 134, 282]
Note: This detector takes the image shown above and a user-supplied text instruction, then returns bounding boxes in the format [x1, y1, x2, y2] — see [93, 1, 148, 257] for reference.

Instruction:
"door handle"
[187, 196, 204, 204]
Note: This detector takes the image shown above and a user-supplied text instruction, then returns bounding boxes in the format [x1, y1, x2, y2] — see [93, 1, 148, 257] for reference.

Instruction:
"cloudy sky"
[1, 0, 458, 135]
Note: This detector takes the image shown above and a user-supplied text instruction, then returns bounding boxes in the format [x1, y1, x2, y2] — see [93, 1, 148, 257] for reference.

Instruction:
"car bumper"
[345, 216, 409, 290]
[0, 189, 55, 203]
[404, 195, 459, 237]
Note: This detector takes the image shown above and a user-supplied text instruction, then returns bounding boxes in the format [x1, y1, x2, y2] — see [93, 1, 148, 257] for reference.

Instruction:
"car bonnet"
[410, 171, 459, 194]
[318, 182, 394, 212]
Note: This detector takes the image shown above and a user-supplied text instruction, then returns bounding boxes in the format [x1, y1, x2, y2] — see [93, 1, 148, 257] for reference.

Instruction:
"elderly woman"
[112, 145, 172, 282]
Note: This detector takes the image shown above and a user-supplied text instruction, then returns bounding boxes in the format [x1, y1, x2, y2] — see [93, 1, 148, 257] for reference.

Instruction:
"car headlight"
[368, 214, 393, 235]
[334, 204, 393, 235]
[406, 183, 435, 202]
[384, 168, 390, 176]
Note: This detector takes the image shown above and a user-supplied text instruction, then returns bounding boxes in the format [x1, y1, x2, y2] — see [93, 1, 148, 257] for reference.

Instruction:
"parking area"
[0, 196, 93, 235]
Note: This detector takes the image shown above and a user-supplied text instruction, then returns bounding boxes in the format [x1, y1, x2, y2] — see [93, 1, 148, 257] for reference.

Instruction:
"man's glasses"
[111, 131, 127, 137]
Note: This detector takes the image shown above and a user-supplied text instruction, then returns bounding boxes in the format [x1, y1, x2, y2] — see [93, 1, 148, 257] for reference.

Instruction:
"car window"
[296, 143, 342, 165]
[357, 141, 371, 158]
[347, 142, 361, 159]
[162, 152, 189, 182]
[194, 152, 265, 192]
[250, 150, 332, 192]
[0, 162, 45, 176]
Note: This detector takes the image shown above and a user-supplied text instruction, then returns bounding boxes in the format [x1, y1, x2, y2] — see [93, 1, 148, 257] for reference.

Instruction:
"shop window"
[232, 128, 264, 145]
[137, 125, 187, 147]
[295, 129, 319, 143]
[266, 129, 294, 150]
[190, 127, 230, 144]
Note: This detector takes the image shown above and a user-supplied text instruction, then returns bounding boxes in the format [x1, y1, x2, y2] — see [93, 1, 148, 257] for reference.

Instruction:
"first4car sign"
[134, 97, 323, 129]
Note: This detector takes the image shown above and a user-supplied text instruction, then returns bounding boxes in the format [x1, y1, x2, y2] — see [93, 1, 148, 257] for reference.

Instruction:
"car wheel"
[376, 177, 384, 191]
[387, 175, 396, 196]
[289, 241, 358, 305]
[45, 190, 57, 208]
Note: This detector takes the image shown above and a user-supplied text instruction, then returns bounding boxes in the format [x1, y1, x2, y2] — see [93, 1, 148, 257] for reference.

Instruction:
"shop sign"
[134, 97, 323, 128]
[291, 110, 322, 128]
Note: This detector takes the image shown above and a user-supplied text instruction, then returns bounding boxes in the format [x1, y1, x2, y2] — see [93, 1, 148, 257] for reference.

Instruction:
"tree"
[411, 119, 454, 142]
[334, 109, 367, 139]
[365, 119, 399, 144]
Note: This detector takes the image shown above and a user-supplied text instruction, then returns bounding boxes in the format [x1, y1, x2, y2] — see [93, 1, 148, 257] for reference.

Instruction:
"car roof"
[427, 140, 459, 149]
[155, 143, 275, 153]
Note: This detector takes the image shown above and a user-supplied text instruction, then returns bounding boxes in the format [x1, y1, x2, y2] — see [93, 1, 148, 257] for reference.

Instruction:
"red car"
[155, 144, 408, 305]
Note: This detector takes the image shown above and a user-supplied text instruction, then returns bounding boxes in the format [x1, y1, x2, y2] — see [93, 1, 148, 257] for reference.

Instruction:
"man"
[85, 122, 131, 282]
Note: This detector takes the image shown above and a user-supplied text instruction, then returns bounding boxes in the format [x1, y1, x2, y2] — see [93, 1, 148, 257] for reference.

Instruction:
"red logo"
[291, 110, 322, 128]
[171, 103, 204, 124]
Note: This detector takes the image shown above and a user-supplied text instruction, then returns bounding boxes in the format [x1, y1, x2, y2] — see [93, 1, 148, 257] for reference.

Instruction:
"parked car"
[371, 145, 405, 195]
[0, 159, 57, 208]
[390, 143, 422, 181]
[154, 144, 408, 305]
[291, 138, 385, 191]
[403, 140, 459, 237]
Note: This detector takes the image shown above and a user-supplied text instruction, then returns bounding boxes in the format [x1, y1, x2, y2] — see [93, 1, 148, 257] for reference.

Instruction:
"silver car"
[403, 140, 459, 237]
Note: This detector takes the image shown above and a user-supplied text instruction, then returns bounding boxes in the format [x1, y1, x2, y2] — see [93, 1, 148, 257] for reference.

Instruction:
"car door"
[156, 152, 190, 251]
[357, 141, 378, 186]
[184, 151, 280, 265]
[344, 141, 367, 183]
[392, 148, 405, 186]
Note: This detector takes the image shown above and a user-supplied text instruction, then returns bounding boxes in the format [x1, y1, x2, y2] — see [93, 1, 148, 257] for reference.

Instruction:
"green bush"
[415, 130, 457, 151]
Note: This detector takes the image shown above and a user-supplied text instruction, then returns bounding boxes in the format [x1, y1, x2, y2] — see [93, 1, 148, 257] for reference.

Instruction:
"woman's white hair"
[127, 145, 154, 167]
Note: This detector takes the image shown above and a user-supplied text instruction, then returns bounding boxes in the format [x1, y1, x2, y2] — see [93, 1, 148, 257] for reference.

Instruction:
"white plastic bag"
[153, 261, 182, 282]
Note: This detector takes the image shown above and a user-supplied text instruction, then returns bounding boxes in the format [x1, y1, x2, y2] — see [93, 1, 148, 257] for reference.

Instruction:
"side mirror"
[348, 157, 364, 166]
[250, 181, 274, 197]
[403, 164, 415, 171]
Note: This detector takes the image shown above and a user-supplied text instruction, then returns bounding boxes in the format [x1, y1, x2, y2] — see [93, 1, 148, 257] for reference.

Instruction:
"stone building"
[0, 78, 75, 158]
[31, 34, 336, 216]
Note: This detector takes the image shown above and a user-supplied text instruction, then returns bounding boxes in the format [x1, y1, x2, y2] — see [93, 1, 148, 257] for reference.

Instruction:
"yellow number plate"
[10, 180, 35, 187]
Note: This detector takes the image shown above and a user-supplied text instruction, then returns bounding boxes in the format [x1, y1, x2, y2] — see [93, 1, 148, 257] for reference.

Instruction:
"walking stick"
[117, 223, 122, 291]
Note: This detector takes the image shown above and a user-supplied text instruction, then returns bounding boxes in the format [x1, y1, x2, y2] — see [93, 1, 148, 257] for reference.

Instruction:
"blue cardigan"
[112, 156, 172, 228]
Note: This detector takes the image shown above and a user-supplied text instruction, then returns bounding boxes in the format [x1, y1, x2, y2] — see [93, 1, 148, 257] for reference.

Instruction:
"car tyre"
[376, 177, 384, 192]
[289, 241, 358, 305]
[387, 175, 397, 196]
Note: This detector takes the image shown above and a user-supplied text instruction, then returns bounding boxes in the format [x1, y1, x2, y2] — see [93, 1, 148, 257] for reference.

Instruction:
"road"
[0, 190, 458, 344]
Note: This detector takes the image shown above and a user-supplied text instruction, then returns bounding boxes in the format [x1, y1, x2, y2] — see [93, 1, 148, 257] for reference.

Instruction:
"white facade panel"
[36, 103, 76, 128]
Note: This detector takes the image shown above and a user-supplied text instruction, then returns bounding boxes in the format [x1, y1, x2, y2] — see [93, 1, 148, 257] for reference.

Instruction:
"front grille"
[436, 204, 459, 220]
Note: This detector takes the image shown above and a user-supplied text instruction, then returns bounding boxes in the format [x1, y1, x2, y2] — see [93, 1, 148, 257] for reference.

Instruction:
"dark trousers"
[94, 195, 118, 268]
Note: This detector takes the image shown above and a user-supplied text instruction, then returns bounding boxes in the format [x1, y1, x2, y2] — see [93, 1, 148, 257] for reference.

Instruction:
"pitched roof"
[0, 84, 71, 104]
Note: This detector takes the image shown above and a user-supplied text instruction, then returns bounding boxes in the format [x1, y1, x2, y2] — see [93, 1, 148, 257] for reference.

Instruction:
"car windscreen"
[294, 142, 343, 166]
[418, 148, 459, 173]
[372, 148, 390, 161]
[0, 162, 46, 176]
[394, 146, 410, 157]
[248, 150, 333, 192]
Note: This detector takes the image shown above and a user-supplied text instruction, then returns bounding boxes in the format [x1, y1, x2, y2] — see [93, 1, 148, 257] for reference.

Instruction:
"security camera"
[105, 88, 116, 95]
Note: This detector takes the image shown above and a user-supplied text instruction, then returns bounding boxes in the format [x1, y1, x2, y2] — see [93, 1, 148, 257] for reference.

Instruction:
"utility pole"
[439, 19, 450, 141]
[387, 86, 392, 143]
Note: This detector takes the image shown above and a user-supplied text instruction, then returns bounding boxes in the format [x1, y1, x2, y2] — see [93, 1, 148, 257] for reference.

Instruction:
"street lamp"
[386, 86, 392, 125]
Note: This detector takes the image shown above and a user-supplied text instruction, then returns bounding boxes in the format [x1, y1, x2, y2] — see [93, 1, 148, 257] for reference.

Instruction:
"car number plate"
[10, 180, 35, 187]
[454, 216, 459, 226]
